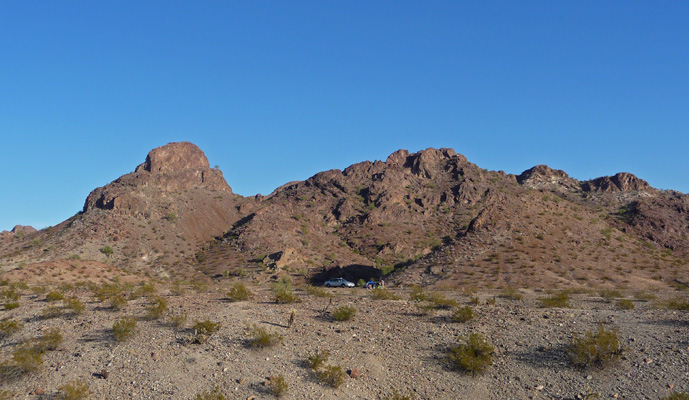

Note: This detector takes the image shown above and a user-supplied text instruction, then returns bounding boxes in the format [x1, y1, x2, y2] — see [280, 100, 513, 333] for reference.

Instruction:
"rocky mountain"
[1, 142, 687, 290]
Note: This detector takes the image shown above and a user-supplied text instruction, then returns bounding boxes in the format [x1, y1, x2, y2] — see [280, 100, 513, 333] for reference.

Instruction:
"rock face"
[84, 142, 231, 214]
[582, 172, 651, 193]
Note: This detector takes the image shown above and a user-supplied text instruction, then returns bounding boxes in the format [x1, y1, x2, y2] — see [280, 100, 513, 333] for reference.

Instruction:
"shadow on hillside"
[310, 264, 382, 285]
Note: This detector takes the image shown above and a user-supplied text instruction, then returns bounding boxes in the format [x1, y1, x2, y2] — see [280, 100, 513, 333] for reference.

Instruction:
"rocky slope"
[1, 142, 688, 292]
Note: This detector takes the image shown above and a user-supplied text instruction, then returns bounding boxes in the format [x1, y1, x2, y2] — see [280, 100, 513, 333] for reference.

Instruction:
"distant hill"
[2, 142, 687, 289]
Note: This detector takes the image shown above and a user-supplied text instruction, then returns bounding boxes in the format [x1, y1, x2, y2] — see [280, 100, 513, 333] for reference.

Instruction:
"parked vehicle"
[324, 278, 355, 288]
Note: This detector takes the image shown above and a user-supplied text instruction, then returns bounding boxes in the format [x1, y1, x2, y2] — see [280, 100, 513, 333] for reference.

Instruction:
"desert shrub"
[450, 306, 474, 323]
[332, 305, 356, 321]
[666, 297, 689, 311]
[0, 288, 20, 302]
[35, 328, 63, 351]
[306, 286, 331, 298]
[599, 289, 623, 302]
[370, 289, 400, 300]
[246, 324, 282, 349]
[112, 317, 137, 342]
[269, 374, 288, 397]
[538, 292, 570, 308]
[356, 279, 366, 288]
[446, 333, 494, 375]
[3, 302, 19, 310]
[499, 286, 523, 300]
[409, 286, 428, 302]
[42, 305, 63, 319]
[192, 320, 220, 336]
[169, 312, 188, 328]
[100, 245, 114, 256]
[64, 297, 85, 315]
[165, 213, 178, 223]
[307, 350, 330, 370]
[316, 365, 346, 388]
[663, 393, 689, 400]
[568, 325, 623, 368]
[93, 283, 122, 302]
[11, 345, 43, 374]
[272, 280, 301, 304]
[426, 292, 457, 309]
[0, 318, 23, 339]
[634, 291, 656, 301]
[145, 296, 168, 320]
[59, 378, 90, 400]
[618, 299, 635, 310]
[385, 389, 416, 400]
[194, 387, 228, 400]
[134, 281, 156, 298]
[226, 282, 253, 302]
[110, 294, 128, 311]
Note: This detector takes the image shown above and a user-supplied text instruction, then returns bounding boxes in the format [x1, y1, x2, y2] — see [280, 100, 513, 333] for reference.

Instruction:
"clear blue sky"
[1, 1, 688, 231]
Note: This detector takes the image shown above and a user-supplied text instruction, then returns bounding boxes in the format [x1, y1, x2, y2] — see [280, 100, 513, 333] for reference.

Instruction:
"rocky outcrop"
[84, 142, 232, 214]
[581, 172, 651, 193]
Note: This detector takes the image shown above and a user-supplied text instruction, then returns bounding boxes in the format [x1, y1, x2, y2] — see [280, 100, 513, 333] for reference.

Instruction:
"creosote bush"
[307, 350, 330, 370]
[35, 328, 63, 351]
[538, 292, 571, 308]
[316, 365, 346, 388]
[599, 289, 623, 302]
[370, 288, 400, 300]
[59, 378, 90, 400]
[46, 290, 65, 302]
[450, 306, 474, 323]
[385, 389, 416, 400]
[500, 286, 523, 300]
[145, 296, 168, 320]
[64, 297, 85, 315]
[3, 302, 19, 310]
[618, 299, 635, 310]
[169, 312, 188, 329]
[332, 305, 356, 321]
[112, 317, 137, 342]
[226, 282, 253, 302]
[568, 325, 623, 368]
[272, 279, 301, 304]
[269, 374, 289, 398]
[663, 392, 689, 400]
[0, 318, 23, 340]
[306, 285, 331, 298]
[446, 333, 494, 376]
[246, 324, 283, 349]
[666, 297, 689, 311]
[194, 386, 228, 400]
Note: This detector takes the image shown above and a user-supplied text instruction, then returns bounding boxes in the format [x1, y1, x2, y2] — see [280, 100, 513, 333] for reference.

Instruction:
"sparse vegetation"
[618, 299, 635, 310]
[316, 364, 346, 388]
[599, 289, 623, 302]
[332, 305, 356, 321]
[35, 327, 63, 351]
[226, 282, 253, 302]
[168, 312, 188, 329]
[663, 392, 689, 400]
[450, 306, 474, 323]
[370, 288, 400, 300]
[64, 297, 85, 315]
[100, 245, 114, 256]
[59, 379, 90, 400]
[272, 279, 301, 304]
[46, 290, 65, 302]
[246, 324, 282, 349]
[191, 320, 220, 343]
[306, 285, 331, 298]
[568, 325, 623, 368]
[446, 333, 494, 375]
[500, 286, 523, 300]
[269, 374, 289, 397]
[307, 350, 330, 370]
[165, 212, 178, 223]
[145, 296, 168, 320]
[385, 389, 416, 400]
[112, 317, 137, 342]
[538, 292, 571, 308]
[194, 387, 228, 400]
[0, 318, 23, 339]
[665, 297, 689, 311]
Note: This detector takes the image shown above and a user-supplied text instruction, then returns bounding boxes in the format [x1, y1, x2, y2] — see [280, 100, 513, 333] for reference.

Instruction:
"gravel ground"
[1, 284, 688, 399]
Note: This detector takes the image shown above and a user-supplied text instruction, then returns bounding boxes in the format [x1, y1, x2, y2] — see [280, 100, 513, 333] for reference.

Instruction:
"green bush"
[446, 333, 494, 375]
[538, 292, 570, 308]
[385, 389, 416, 400]
[662, 392, 689, 400]
[145, 296, 168, 320]
[272, 280, 301, 304]
[499, 286, 523, 300]
[316, 365, 346, 388]
[307, 350, 330, 370]
[0, 288, 20, 302]
[64, 297, 85, 315]
[0, 318, 23, 339]
[618, 299, 635, 310]
[165, 213, 178, 223]
[11, 345, 43, 374]
[112, 317, 137, 342]
[370, 289, 400, 300]
[332, 305, 356, 321]
[568, 325, 623, 368]
[426, 292, 457, 309]
[42, 305, 63, 319]
[246, 324, 282, 349]
[35, 328, 63, 351]
[46, 290, 65, 302]
[226, 282, 253, 302]
[666, 297, 689, 311]
[269, 374, 289, 398]
[110, 294, 128, 311]
[409, 286, 428, 302]
[192, 320, 220, 336]
[306, 286, 331, 298]
[3, 302, 19, 310]
[599, 289, 623, 302]
[194, 387, 228, 400]
[100, 245, 114, 256]
[59, 378, 90, 400]
[450, 306, 474, 323]
[168, 312, 188, 329]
